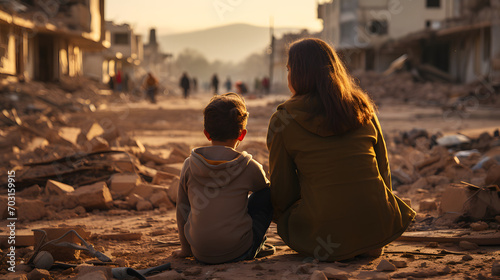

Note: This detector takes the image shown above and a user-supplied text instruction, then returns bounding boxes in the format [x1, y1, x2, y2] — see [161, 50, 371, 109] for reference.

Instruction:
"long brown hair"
[287, 38, 375, 134]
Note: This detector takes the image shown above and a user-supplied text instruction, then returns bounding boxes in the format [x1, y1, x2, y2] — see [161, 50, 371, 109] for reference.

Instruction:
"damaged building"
[83, 21, 143, 86]
[0, 0, 106, 82]
[317, 0, 500, 83]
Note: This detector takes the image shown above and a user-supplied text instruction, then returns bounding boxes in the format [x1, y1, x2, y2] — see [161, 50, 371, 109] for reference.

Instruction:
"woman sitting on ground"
[267, 38, 416, 261]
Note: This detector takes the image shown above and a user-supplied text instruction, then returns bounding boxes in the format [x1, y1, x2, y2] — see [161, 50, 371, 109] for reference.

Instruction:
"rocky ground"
[0, 74, 499, 279]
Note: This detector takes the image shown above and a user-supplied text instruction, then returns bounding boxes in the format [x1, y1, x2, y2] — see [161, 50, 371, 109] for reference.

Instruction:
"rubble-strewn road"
[1, 76, 499, 279]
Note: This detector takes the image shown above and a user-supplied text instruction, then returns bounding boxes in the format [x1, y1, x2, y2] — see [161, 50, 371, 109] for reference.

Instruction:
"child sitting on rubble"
[173, 92, 274, 264]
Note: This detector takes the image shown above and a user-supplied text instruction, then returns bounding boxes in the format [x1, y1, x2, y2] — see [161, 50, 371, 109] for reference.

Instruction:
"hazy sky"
[105, 0, 323, 35]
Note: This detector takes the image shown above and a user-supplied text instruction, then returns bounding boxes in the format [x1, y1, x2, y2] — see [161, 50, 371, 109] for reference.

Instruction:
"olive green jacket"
[267, 97, 415, 261]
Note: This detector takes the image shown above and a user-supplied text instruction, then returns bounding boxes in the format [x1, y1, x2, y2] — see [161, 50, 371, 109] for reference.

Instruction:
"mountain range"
[157, 23, 304, 63]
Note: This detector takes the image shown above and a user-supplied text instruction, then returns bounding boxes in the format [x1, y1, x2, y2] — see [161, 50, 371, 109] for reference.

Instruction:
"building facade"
[317, 0, 500, 83]
[83, 21, 143, 86]
[0, 0, 105, 82]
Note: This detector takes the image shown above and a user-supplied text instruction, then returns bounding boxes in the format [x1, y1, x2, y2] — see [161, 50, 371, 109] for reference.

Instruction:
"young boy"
[174, 93, 274, 264]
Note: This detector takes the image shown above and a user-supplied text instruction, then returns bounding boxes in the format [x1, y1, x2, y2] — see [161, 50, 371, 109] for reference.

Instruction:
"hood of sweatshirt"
[189, 145, 253, 188]
[278, 96, 337, 137]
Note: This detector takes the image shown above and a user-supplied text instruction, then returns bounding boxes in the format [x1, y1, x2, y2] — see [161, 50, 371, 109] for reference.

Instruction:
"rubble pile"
[0, 78, 192, 223]
[354, 71, 500, 108]
[387, 128, 500, 229]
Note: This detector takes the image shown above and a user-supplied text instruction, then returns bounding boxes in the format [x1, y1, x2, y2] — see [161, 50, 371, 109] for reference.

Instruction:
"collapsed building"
[317, 0, 500, 84]
[0, 0, 106, 82]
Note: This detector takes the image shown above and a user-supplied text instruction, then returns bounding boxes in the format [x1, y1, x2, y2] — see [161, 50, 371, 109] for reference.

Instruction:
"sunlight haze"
[105, 0, 323, 35]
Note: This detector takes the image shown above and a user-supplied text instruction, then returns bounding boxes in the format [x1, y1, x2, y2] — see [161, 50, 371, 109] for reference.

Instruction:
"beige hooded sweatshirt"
[176, 145, 269, 264]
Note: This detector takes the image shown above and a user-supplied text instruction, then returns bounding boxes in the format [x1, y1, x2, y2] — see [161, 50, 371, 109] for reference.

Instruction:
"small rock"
[391, 260, 407, 268]
[492, 261, 500, 276]
[462, 254, 473, 261]
[322, 267, 350, 280]
[426, 242, 439, 248]
[420, 262, 427, 268]
[376, 259, 397, 272]
[136, 200, 153, 211]
[27, 268, 51, 280]
[470, 221, 488, 231]
[459, 240, 479, 250]
[183, 266, 202, 276]
[310, 270, 328, 280]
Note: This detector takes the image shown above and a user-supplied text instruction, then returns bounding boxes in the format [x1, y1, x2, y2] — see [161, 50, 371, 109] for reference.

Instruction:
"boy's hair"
[204, 92, 249, 141]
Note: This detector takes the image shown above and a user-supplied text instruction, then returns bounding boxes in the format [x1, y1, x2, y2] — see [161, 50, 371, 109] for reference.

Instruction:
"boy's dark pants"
[246, 187, 273, 258]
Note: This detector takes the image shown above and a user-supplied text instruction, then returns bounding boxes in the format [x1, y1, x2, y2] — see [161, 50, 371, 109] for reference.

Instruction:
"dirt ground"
[1, 88, 500, 280]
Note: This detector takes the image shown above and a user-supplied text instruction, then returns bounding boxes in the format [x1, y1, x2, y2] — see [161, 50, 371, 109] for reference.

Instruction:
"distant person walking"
[211, 74, 219, 95]
[180, 72, 191, 99]
[115, 70, 123, 92]
[254, 77, 262, 93]
[142, 72, 159, 104]
[262, 76, 270, 94]
[192, 77, 198, 93]
[225, 76, 232, 92]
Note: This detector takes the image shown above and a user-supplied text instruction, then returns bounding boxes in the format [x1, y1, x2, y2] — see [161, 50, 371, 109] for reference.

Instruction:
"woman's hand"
[172, 248, 192, 258]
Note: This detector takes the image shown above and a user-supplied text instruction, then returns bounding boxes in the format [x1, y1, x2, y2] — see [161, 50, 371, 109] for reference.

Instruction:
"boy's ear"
[237, 129, 247, 141]
[203, 129, 211, 141]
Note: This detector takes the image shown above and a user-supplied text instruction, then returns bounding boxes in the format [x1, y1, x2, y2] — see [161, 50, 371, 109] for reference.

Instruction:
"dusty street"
[1, 85, 500, 279]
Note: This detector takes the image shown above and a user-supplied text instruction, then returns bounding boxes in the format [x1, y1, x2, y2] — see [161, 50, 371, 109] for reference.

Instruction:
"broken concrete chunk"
[131, 183, 169, 199]
[76, 265, 112, 280]
[88, 136, 109, 152]
[470, 221, 489, 231]
[152, 170, 177, 185]
[376, 259, 397, 272]
[322, 267, 351, 279]
[48, 194, 79, 210]
[136, 200, 153, 211]
[83, 122, 105, 142]
[45, 180, 75, 195]
[73, 181, 112, 210]
[391, 260, 407, 268]
[109, 173, 141, 198]
[149, 191, 175, 209]
[16, 198, 47, 221]
[27, 268, 51, 280]
[419, 199, 437, 212]
[126, 193, 145, 208]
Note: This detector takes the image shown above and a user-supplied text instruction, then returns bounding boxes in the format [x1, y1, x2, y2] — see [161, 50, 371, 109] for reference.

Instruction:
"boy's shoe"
[255, 243, 276, 258]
